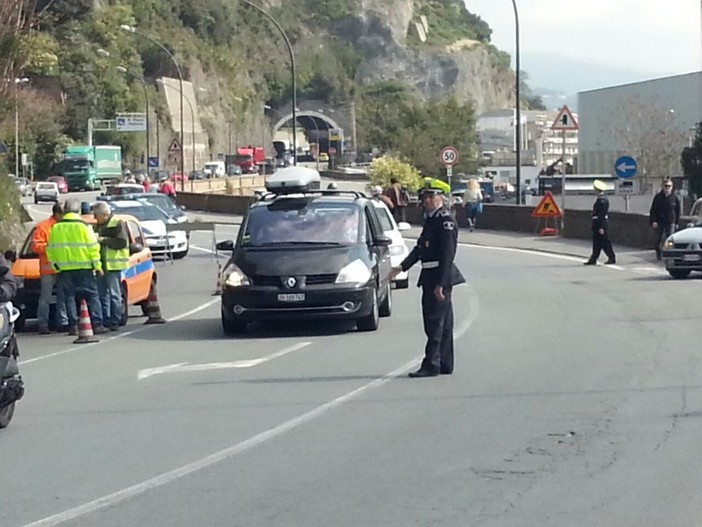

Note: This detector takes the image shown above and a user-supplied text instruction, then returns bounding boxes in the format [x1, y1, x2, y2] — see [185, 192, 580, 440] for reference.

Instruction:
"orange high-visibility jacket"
[32, 216, 57, 275]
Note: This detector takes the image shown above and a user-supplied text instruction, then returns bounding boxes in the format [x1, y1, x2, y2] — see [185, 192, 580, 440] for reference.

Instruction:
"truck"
[233, 146, 265, 174]
[203, 160, 225, 178]
[62, 145, 122, 191]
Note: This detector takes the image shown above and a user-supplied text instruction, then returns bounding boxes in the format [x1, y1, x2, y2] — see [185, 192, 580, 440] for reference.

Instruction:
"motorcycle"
[0, 301, 24, 428]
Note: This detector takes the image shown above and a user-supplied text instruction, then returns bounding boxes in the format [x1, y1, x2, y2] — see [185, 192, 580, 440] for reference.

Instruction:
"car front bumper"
[662, 249, 702, 270]
[221, 284, 375, 323]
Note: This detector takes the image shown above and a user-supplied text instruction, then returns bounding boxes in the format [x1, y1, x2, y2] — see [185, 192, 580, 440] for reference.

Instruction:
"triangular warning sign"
[531, 191, 563, 218]
[167, 137, 182, 152]
[551, 105, 579, 131]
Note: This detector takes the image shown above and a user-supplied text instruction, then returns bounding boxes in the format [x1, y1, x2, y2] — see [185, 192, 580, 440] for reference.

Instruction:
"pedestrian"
[584, 179, 616, 265]
[372, 185, 395, 210]
[389, 178, 465, 378]
[464, 178, 483, 232]
[649, 178, 680, 261]
[385, 177, 409, 222]
[91, 202, 130, 331]
[31, 202, 74, 334]
[159, 177, 176, 198]
[46, 199, 108, 335]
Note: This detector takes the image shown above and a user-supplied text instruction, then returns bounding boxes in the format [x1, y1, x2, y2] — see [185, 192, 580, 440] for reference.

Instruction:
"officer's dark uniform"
[400, 184, 465, 377]
[585, 190, 616, 265]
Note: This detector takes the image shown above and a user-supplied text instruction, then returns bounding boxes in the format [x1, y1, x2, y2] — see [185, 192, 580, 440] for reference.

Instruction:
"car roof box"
[265, 167, 321, 195]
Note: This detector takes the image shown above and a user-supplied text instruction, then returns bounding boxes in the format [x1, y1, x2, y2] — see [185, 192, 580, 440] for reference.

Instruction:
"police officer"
[584, 179, 616, 265]
[389, 178, 465, 378]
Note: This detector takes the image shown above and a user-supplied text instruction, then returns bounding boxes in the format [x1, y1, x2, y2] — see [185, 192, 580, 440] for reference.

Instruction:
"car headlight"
[665, 239, 675, 248]
[222, 263, 251, 287]
[335, 259, 372, 285]
[389, 244, 406, 256]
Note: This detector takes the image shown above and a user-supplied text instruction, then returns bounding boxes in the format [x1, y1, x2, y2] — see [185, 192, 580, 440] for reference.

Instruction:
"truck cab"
[63, 145, 122, 191]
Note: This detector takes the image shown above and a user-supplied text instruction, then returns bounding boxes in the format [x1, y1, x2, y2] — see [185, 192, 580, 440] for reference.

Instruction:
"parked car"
[34, 182, 59, 203]
[104, 183, 146, 197]
[98, 192, 188, 224]
[370, 199, 411, 289]
[227, 164, 243, 176]
[171, 172, 189, 183]
[47, 175, 68, 194]
[13, 177, 30, 197]
[190, 170, 207, 180]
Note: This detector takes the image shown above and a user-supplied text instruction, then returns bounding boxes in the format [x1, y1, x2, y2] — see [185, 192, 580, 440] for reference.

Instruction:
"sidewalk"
[405, 226, 659, 268]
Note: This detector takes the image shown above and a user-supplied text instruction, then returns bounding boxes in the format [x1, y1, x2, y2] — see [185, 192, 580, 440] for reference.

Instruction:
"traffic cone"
[73, 299, 99, 344]
[212, 261, 223, 296]
[143, 281, 167, 325]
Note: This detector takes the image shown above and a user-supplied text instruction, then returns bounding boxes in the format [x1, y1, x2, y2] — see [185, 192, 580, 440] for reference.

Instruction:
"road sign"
[551, 105, 579, 131]
[531, 191, 563, 218]
[440, 146, 459, 166]
[615, 179, 640, 195]
[168, 137, 182, 153]
[115, 114, 147, 132]
[148, 156, 159, 169]
[329, 146, 337, 156]
[614, 156, 637, 179]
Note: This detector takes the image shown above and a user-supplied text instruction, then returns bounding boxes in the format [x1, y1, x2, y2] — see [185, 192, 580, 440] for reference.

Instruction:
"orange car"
[8, 214, 155, 331]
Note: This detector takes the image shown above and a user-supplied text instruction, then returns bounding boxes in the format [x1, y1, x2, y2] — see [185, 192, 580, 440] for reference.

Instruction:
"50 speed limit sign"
[440, 146, 459, 166]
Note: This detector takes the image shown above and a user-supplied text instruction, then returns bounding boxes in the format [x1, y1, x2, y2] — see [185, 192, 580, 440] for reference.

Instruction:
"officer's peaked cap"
[419, 177, 450, 195]
[593, 179, 607, 192]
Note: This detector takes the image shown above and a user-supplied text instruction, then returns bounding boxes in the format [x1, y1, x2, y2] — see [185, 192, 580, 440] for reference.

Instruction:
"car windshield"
[65, 160, 91, 171]
[111, 204, 170, 222]
[36, 183, 55, 190]
[138, 195, 179, 213]
[242, 200, 360, 247]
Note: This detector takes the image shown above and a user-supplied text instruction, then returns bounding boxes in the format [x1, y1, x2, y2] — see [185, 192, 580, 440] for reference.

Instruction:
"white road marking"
[190, 245, 216, 254]
[19, 299, 220, 366]
[137, 342, 312, 380]
[20, 278, 481, 527]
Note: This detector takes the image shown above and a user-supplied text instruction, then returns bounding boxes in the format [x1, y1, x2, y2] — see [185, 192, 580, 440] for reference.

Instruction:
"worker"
[91, 202, 130, 331]
[389, 178, 466, 377]
[46, 199, 107, 335]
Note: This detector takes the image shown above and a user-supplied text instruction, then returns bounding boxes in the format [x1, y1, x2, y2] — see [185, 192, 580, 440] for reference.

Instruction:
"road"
[6, 194, 702, 526]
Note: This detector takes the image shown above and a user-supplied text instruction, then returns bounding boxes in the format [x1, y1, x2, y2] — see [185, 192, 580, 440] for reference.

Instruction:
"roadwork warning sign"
[531, 191, 563, 218]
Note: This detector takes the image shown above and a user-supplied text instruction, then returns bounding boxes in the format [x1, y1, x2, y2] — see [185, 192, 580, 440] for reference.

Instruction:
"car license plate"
[683, 254, 701, 262]
[278, 293, 305, 302]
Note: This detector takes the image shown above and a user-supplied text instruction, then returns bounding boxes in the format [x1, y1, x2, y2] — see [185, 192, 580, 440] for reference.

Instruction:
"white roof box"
[265, 167, 321, 194]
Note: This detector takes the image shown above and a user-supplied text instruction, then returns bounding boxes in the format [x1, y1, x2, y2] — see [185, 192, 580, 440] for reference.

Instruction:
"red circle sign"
[440, 146, 459, 166]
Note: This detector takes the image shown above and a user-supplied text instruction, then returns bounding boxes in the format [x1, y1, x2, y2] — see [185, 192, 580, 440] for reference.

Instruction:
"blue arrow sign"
[148, 156, 159, 169]
[614, 156, 637, 179]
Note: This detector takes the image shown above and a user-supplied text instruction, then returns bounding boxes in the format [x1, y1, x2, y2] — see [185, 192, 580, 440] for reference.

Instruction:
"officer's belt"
[591, 215, 608, 219]
[421, 261, 440, 269]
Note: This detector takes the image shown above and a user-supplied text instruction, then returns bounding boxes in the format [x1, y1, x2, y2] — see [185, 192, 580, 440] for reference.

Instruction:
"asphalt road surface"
[4, 204, 702, 527]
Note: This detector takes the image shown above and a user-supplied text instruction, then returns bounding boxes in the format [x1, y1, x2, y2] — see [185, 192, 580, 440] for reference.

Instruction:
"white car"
[371, 199, 411, 289]
[106, 200, 189, 259]
[34, 182, 59, 203]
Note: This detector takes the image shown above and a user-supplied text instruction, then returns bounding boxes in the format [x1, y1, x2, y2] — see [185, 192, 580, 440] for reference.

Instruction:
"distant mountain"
[522, 51, 663, 112]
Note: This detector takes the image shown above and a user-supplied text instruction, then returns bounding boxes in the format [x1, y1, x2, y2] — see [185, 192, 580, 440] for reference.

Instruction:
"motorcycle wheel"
[0, 402, 15, 429]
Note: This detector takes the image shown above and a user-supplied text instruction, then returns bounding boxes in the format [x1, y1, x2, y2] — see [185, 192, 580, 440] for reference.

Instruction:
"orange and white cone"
[143, 281, 167, 325]
[73, 299, 99, 344]
[212, 261, 223, 296]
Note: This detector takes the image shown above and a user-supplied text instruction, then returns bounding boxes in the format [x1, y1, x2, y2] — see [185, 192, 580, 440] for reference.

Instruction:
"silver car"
[661, 199, 702, 278]
[13, 177, 30, 197]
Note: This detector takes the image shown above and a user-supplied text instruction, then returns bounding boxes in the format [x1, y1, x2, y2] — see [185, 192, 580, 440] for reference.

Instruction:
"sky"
[465, 0, 701, 75]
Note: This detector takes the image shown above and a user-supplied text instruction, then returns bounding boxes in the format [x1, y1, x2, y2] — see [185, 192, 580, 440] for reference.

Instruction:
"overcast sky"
[465, 0, 701, 74]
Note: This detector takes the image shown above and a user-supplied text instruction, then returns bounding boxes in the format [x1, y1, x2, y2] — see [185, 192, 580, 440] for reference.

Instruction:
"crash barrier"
[183, 175, 265, 194]
[175, 193, 255, 215]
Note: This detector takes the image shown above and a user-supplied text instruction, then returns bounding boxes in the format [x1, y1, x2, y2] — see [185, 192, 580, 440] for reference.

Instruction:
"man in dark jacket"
[584, 179, 616, 265]
[649, 178, 680, 260]
[0, 253, 17, 303]
[389, 178, 466, 378]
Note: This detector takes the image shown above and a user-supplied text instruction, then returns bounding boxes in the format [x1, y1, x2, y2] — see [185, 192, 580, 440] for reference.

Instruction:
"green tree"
[369, 156, 422, 191]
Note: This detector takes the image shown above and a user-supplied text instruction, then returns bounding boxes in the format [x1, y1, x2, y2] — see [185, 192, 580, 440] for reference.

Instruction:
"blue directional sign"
[148, 156, 159, 169]
[614, 156, 637, 179]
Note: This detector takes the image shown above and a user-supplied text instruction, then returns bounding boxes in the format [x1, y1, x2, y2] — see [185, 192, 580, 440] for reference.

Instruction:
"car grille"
[252, 274, 337, 287]
[674, 243, 689, 249]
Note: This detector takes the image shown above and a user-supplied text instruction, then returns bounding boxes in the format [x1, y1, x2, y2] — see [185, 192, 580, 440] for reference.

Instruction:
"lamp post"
[121, 24, 185, 189]
[157, 79, 197, 175]
[14, 77, 29, 178]
[239, 0, 297, 166]
[511, 0, 522, 204]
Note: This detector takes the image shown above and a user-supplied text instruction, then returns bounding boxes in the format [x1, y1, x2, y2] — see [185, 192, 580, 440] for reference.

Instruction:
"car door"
[125, 219, 155, 303]
[363, 204, 392, 293]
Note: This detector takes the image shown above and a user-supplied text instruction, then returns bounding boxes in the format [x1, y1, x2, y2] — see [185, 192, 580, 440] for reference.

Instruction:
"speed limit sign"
[440, 146, 459, 166]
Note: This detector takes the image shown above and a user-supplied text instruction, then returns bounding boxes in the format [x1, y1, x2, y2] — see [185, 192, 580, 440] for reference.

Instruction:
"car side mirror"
[129, 243, 144, 255]
[216, 240, 235, 252]
[373, 236, 392, 247]
[180, 205, 186, 211]
[397, 222, 411, 231]
[3, 250, 17, 263]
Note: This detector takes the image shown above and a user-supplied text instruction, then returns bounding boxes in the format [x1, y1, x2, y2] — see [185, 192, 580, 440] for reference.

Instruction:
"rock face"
[336, 0, 515, 113]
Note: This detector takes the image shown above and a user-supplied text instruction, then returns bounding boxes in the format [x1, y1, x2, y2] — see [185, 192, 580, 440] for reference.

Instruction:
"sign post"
[551, 105, 579, 232]
[614, 155, 638, 212]
[439, 146, 459, 202]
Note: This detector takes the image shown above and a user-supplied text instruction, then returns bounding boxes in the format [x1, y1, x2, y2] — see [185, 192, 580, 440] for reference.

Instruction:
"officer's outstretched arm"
[400, 242, 420, 272]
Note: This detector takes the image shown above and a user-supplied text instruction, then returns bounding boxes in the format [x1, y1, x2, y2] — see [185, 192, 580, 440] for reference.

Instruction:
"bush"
[368, 156, 422, 191]
[0, 176, 27, 251]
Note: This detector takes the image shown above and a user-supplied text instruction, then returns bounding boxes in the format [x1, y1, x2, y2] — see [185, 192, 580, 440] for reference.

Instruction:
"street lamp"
[156, 79, 198, 175]
[239, 0, 297, 166]
[511, 0, 522, 205]
[120, 24, 186, 189]
[14, 77, 29, 178]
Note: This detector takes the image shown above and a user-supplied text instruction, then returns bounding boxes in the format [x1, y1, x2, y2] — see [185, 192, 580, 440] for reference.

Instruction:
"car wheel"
[119, 283, 129, 326]
[379, 282, 392, 317]
[0, 402, 15, 429]
[395, 278, 409, 290]
[668, 269, 691, 279]
[356, 286, 379, 331]
[222, 313, 247, 336]
[33, 199, 38, 204]
[173, 247, 189, 259]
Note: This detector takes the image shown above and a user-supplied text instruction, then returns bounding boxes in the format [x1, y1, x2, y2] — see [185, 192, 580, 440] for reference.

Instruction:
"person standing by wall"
[385, 177, 409, 223]
[91, 202, 130, 331]
[649, 178, 680, 261]
[584, 180, 616, 266]
[464, 179, 483, 232]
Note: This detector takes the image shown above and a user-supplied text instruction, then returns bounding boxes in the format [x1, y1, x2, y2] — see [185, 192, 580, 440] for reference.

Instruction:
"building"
[578, 72, 701, 191]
